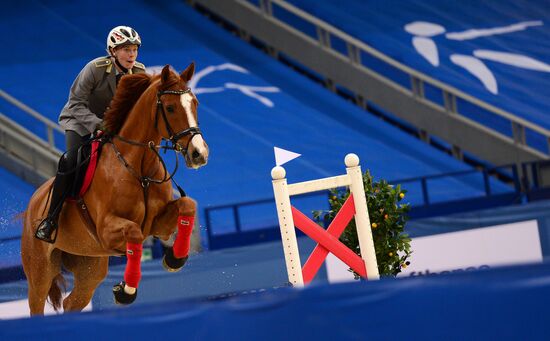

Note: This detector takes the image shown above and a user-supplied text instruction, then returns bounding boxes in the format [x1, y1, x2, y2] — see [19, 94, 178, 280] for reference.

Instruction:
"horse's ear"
[161, 65, 171, 84]
[180, 62, 195, 83]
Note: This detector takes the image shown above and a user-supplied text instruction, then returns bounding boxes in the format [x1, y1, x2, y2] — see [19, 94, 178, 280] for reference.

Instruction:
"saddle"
[64, 133, 106, 243]
[67, 134, 105, 201]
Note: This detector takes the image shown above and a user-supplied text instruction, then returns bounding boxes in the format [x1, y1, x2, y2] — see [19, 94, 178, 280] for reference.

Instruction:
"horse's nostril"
[192, 150, 200, 159]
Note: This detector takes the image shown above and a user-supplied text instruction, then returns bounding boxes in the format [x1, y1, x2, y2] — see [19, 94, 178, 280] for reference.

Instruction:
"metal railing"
[0, 89, 64, 150]
[393, 164, 520, 206]
[0, 89, 63, 183]
[260, 0, 550, 155]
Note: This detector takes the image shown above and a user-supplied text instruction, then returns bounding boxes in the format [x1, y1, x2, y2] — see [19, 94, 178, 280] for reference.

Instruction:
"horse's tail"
[47, 273, 67, 311]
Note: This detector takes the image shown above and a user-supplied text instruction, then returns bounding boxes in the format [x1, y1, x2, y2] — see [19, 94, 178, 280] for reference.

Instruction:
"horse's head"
[156, 63, 209, 169]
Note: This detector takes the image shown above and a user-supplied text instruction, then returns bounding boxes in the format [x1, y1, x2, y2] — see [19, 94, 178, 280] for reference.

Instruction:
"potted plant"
[313, 170, 412, 278]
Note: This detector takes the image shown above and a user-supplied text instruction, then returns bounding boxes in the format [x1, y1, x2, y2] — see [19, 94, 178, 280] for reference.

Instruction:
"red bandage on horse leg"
[124, 242, 143, 288]
[173, 215, 194, 259]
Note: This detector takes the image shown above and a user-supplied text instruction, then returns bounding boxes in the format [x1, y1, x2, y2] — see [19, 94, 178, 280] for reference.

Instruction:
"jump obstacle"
[271, 153, 379, 286]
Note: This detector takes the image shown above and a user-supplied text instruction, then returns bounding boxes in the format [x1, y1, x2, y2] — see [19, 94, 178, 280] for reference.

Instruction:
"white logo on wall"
[148, 63, 280, 107]
[404, 20, 550, 94]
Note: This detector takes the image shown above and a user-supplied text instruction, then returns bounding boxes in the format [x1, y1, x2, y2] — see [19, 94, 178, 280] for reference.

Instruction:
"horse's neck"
[116, 92, 162, 173]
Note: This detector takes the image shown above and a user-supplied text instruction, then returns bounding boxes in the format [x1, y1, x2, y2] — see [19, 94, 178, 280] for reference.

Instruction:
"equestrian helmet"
[107, 26, 141, 53]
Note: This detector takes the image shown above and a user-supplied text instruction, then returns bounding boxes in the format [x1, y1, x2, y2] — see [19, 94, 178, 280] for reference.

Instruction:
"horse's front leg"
[151, 196, 196, 272]
[100, 216, 144, 304]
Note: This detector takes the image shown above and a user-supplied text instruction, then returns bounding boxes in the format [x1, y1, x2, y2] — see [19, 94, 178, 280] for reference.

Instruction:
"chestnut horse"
[21, 63, 208, 315]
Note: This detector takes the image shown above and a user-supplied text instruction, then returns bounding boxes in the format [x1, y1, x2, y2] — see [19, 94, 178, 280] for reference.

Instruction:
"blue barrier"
[204, 161, 550, 249]
[2, 261, 550, 339]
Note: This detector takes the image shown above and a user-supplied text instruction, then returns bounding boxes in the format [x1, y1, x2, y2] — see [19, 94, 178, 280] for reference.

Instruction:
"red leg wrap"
[173, 215, 194, 259]
[124, 242, 142, 288]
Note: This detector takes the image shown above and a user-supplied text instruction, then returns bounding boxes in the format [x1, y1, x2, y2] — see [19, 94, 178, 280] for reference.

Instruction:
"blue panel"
[238, 202, 279, 232]
[330, 34, 349, 57]
[360, 50, 411, 88]
[457, 98, 512, 138]
[206, 207, 237, 235]
[272, 2, 317, 40]
[526, 129, 549, 155]
[424, 82, 444, 106]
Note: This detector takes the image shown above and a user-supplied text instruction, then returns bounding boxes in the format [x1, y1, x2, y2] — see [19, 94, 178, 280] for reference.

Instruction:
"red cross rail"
[271, 154, 379, 287]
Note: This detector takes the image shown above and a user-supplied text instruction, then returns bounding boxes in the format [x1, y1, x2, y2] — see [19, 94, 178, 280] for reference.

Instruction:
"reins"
[108, 134, 187, 233]
[105, 88, 200, 232]
[110, 137, 174, 187]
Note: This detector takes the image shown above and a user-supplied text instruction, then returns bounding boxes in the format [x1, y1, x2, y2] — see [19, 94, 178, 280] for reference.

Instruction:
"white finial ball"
[271, 166, 286, 179]
[345, 153, 359, 167]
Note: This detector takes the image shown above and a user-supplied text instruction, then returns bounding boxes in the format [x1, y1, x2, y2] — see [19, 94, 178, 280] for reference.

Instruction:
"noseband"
[155, 89, 202, 152]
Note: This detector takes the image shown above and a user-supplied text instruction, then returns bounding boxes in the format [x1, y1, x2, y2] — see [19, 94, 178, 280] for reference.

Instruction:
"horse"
[21, 63, 209, 315]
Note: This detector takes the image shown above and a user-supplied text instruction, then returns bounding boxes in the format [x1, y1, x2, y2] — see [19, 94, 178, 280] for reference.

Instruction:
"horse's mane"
[103, 70, 186, 134]
[103, 73, 153, 134]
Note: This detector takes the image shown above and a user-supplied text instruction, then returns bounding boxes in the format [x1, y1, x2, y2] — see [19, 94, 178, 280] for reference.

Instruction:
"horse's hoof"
[113, 281, 137, 305]
[162, 247, 188, 273]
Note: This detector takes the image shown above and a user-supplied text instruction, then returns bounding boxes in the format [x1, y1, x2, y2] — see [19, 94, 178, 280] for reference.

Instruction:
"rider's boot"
[35, 167, 71, 244]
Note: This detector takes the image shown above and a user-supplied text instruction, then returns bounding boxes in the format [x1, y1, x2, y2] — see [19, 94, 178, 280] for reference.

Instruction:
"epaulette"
[94, 57, 112, 68]
[133, 61, 146, 70]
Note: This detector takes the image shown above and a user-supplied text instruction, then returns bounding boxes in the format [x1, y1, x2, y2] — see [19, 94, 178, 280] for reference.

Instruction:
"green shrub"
[313, 170, 412, 278]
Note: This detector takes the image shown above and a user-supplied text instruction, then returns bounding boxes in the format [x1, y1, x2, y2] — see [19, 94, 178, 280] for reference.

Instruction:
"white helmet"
[106, 26, 141, 54]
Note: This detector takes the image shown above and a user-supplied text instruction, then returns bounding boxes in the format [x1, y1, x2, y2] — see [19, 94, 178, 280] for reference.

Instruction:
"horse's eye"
[166, 105, 175, 113]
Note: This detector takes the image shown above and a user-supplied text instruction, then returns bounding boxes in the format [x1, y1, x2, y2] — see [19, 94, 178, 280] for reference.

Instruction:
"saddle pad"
[79, 139, 101, 197]
[66, 139, 102, 201]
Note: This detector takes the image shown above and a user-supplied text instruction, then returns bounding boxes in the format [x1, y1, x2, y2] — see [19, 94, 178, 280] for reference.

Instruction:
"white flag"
[274, 147, 301, 166]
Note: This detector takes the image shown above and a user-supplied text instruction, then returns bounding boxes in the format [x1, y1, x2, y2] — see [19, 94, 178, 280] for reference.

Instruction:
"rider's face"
[113, 45, 138, 70]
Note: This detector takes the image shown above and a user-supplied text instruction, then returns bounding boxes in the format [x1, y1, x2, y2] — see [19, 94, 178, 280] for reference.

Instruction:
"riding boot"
[35, 172, 71, 243]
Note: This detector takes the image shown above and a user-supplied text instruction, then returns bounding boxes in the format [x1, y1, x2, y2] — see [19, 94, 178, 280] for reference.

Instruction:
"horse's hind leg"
[21, 244, 63, 316]
[62, 254, 108, 312]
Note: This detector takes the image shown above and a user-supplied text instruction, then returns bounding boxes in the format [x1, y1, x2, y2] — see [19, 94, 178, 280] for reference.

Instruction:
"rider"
[35, 26, 146, 243]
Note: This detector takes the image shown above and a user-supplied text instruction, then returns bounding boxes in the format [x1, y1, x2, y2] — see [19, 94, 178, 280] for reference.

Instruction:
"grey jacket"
[58, 56, 146, 136]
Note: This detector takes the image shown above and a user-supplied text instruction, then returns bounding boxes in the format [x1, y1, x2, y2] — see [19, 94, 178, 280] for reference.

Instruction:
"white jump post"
[271, 153, 379, 287]
[344, 153, 379, 280]
[271, 165, 305, 286]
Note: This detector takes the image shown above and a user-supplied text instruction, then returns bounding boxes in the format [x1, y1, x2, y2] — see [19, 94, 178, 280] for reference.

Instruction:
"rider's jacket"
[59, 56, 146, 136]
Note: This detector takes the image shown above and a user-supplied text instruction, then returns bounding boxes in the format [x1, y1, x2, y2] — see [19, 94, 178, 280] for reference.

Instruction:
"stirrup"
[34, 218, 59, 244]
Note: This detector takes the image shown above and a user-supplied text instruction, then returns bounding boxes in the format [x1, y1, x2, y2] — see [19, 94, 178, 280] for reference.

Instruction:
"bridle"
[110, 86, 203, 182]
[155, 88, 202, 153]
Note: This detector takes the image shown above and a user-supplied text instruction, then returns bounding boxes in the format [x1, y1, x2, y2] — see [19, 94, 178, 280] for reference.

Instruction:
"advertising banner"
[326, 220, 543, 282]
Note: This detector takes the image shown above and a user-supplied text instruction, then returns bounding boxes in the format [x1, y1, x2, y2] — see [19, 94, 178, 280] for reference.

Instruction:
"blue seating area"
[0, 0, 516, 249]
[279, 0, 550, 152]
